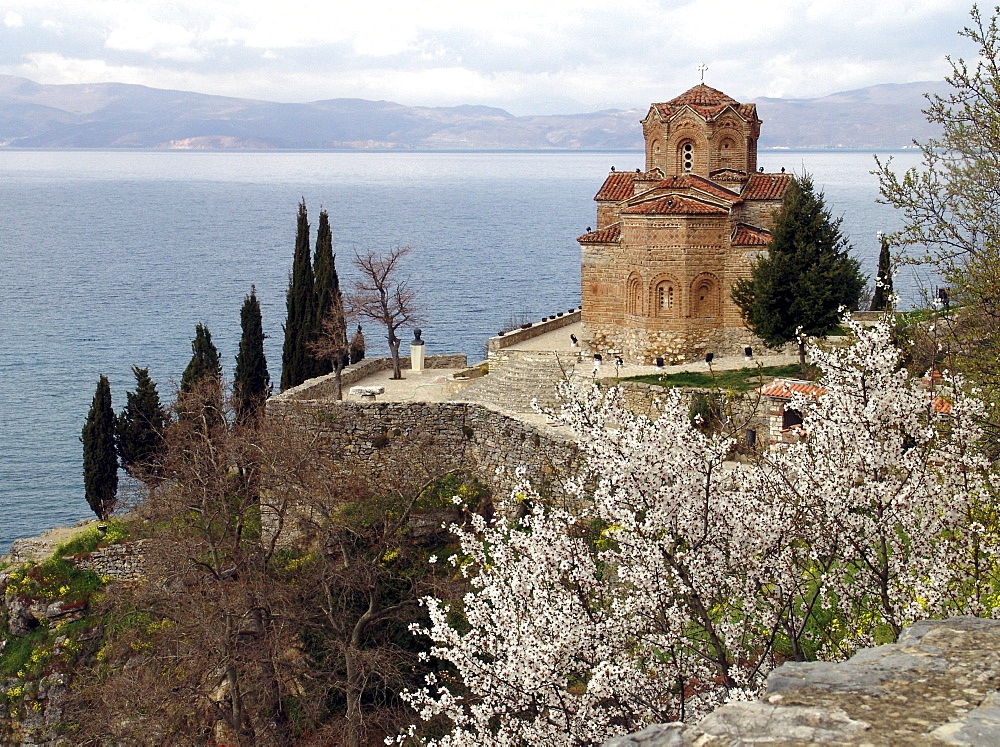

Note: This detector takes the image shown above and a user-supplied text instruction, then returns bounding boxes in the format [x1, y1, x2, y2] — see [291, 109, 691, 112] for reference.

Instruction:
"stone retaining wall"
[70, 540, 149, 583]
[275, 354, 468, 402]
[265, 399, 581, 504]
[605, 616, 1000, 745]
[616, 381, 769, 447]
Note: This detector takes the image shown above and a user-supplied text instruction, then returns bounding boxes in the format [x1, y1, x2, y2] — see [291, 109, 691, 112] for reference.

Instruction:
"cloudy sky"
[0, 0, 978, 114]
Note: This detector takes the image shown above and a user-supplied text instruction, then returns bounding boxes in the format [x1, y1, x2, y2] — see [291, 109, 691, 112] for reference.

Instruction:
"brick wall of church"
[596, 202, 619, 230]
[736, 200, 781, 232]
[583, 212, 753, 362]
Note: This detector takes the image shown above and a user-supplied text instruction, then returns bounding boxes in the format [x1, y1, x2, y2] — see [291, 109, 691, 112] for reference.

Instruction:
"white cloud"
[4, 11, 23, 28]
[0, 0, 980, 112]
[104, 9, 204, 62]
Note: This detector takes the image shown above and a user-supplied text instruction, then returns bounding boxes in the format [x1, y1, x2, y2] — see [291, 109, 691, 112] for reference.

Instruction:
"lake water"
[0, 149, 924, 552]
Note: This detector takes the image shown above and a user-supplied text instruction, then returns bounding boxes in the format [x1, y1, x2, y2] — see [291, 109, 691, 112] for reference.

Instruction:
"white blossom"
[398, 317, 1000, 745]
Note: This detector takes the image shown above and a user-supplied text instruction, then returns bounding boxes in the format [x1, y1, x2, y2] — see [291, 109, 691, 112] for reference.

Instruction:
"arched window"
[680, 141, 694, 172]
[626, 275, 643, 315]
[692, 275, 719, 318]
[655, 280, 676, 317]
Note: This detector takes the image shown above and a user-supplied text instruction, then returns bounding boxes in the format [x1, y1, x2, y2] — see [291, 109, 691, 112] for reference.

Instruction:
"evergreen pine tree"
[81, 374, 118, 520]
[732, 174, 865, 364]
[234, 286, 271, 424]
[281, 199, 316, 391]
[180, 323, 222, 393]
[116, 366, 167, 480]
[313, 209, 348, 375]
[869, 233, 894, 311]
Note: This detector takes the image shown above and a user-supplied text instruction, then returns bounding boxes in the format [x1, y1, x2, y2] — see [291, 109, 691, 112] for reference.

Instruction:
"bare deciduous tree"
[67, 382, 483, 746]
[347, 247, 421, 379]
[308, 305, 351, 400]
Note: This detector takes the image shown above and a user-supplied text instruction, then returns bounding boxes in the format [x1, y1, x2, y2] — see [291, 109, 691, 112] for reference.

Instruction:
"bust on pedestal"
[410, 328, 426, 373]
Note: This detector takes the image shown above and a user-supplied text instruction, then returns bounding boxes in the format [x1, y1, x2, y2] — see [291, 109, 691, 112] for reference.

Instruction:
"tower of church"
[578, 84, 790, 363]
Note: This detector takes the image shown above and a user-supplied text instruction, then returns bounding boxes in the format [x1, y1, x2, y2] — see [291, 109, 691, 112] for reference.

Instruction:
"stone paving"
[344, 322, 800, 411]
[605, 616, 1000, 746]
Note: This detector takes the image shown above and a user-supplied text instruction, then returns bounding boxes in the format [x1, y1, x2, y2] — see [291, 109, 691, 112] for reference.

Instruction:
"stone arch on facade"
[690, 273, 721, 318]
[716, 135, 740, 171]
[625, 273, 644, 316]
[666, 126, 708, 176]
[649, 274, 681, 318]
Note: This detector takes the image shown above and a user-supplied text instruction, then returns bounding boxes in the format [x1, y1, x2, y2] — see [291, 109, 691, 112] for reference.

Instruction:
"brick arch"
[646, 136, 664, 172]
[625, 273, 644, 316]
[666, 128, 709, 176]
[649, 274, 681, 318]
[717, 135, 739, 170]
[690, 272, 721, 318]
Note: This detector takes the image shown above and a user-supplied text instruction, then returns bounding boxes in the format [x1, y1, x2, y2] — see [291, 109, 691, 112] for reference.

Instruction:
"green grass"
[622, 363, 808, 392]
[55, 519, 129, 557]
[2, 520, 129, 608]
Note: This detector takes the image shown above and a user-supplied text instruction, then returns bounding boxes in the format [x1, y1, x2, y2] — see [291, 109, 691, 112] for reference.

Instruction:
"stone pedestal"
[410, 328, 426, 372]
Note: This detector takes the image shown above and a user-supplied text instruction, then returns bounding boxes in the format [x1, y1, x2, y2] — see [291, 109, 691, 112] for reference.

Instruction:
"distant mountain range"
[0, 75, 948, 151]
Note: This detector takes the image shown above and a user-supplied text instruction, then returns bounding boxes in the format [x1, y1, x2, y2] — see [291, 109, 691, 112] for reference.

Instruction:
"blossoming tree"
[397, 318, 999, 746]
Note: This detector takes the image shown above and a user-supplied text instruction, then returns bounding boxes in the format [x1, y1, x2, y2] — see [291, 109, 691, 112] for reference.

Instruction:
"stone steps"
[454, 355, 582, 413]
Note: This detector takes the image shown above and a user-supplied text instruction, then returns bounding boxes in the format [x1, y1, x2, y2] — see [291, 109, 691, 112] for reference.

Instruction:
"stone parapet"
[488, 310, 581, 355]
[273, 354, 468, 402]
[603, 616, 1000, 745]
[265, 399, 580, 505]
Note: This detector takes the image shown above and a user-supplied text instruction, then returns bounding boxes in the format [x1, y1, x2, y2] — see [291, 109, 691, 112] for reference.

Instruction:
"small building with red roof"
[578, 84, 791, 363]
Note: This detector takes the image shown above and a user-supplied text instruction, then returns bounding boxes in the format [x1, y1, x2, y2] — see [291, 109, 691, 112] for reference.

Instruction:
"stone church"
[578, 84, 791, 363]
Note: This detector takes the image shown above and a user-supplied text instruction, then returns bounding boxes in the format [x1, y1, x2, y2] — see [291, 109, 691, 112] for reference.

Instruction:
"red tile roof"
[595, 171, 637, 202]
[757, 379, 825, 400]
[622, 194, 729, 216]
[578, 222, 621, 244]
[759, 378, 953, 414]
[650, 85, 758, 122]
[710, 168, 750, 183]
[742, 173, 792, 201]
[932, 397, 952, 414]
[653, 174, 740, 202]
[732, 223, 771, 246]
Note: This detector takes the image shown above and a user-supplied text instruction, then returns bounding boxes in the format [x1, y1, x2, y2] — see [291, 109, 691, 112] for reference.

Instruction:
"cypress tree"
[234, 286, 271, 424]
[281, 199, 316, 391]
[349, 324, 366, 364]
[313, 209, 347, 375]
[81, 374, 118, 520]
[180, 323, 222, 393]
[869, 233, 894, 311]
[116, 366, 167, 480]
[732, 174, 865, 364]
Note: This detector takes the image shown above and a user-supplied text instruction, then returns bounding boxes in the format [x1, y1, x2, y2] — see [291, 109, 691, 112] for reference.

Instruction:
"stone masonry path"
[337, 321, 801, 417]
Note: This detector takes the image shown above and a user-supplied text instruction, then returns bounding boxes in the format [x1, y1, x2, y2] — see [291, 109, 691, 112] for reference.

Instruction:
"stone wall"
[617, 381, 768, 448]
[604, 616, 1000, 745]
[265, 399, 581, 505]
[587, 320, 774, 365]
[70, 540, 149, 583]
[275, 354, 468, 402]
[487, 310, 581, 356]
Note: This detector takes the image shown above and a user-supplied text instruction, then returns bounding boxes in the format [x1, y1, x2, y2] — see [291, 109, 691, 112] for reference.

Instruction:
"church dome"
[650, 84, 756, 121]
